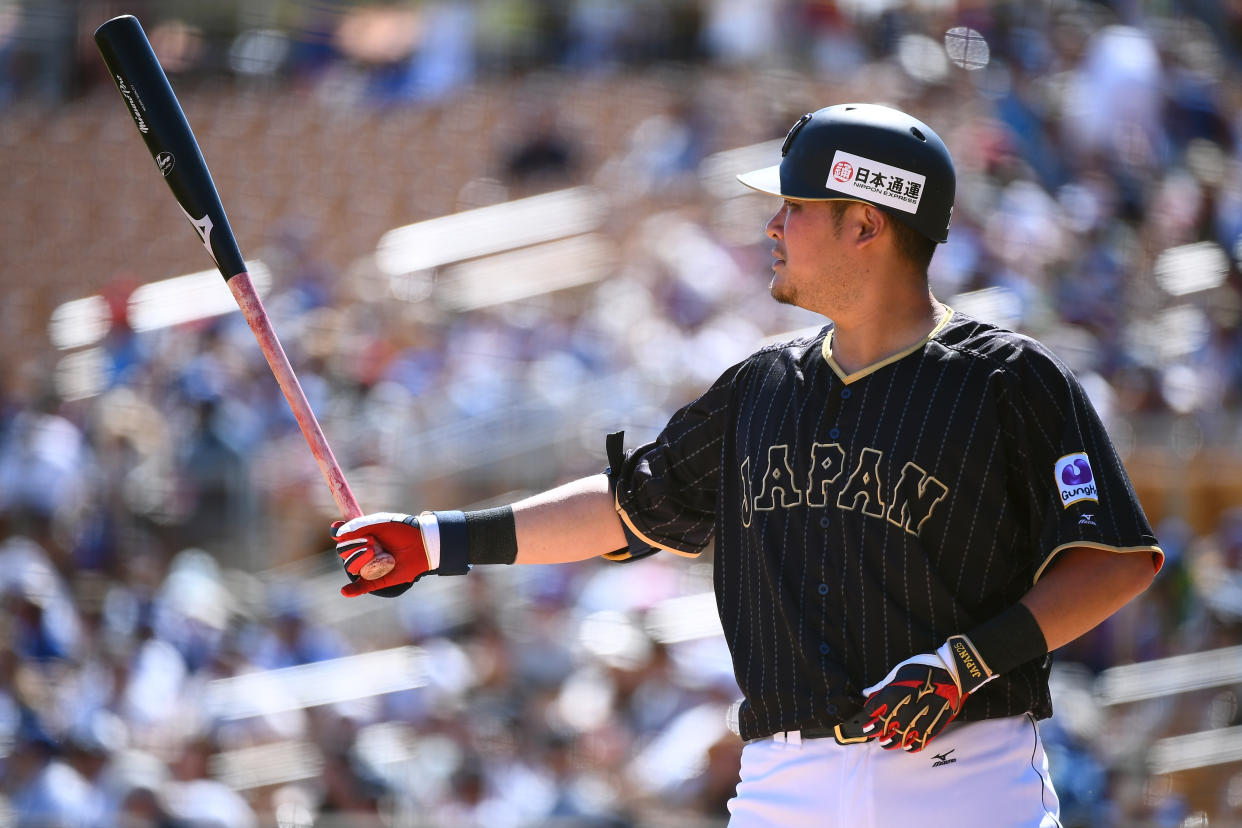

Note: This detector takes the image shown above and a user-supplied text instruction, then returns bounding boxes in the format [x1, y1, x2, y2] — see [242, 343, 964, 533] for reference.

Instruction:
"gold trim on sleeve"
[612, 493, 705, 559]
[1032, 541, 1165, 584]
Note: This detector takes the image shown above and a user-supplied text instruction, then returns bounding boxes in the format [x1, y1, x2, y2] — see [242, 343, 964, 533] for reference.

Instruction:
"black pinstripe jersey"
[613, 310, 1162, 742]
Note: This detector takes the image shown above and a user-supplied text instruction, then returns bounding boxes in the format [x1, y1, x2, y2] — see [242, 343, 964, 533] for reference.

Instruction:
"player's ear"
[854, 204, 885, 247]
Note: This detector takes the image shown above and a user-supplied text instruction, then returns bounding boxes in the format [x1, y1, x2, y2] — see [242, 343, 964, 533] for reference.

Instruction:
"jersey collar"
[821, 307, 955, 385]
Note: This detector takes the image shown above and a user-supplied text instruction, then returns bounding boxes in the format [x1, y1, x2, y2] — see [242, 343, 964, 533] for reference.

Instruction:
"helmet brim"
[736, 164, 856, 203]
[736, 164, 782, 197]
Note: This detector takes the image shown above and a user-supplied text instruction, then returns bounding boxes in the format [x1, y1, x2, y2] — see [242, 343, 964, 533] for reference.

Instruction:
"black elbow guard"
[602, 430, 660, 564]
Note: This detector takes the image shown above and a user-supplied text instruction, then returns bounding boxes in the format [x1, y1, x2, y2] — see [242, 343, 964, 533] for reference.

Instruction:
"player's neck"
[829, 293, 946, 375]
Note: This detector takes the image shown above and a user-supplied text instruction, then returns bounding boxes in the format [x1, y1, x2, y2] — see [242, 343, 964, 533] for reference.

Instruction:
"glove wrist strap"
[433, 507, 519, 575]
[939, 635, 993, 694]
[948, 602, 1049, 693]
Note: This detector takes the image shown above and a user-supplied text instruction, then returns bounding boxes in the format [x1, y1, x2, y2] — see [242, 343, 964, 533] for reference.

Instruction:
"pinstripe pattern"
[615, 311, 1161, 741]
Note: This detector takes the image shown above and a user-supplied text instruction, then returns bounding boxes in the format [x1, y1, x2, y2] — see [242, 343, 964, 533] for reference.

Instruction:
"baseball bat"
[94, 15, 395, 580]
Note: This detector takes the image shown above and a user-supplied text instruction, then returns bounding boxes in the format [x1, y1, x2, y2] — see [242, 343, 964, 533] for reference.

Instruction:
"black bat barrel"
[94, 15, 247, 281]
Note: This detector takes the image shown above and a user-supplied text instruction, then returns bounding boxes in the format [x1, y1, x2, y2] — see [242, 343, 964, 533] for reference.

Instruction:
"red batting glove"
[331, 513, 431, 598]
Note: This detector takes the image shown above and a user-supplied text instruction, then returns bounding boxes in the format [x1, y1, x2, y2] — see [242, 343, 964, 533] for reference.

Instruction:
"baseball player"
[332, 104, 1163, 827]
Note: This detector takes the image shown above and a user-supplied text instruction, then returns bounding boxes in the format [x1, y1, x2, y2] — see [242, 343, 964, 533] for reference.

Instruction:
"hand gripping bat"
[94, 15, 395, 580]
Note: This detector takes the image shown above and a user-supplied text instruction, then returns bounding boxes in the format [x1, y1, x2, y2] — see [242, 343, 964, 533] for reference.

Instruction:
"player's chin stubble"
[769, 273, 797, 306]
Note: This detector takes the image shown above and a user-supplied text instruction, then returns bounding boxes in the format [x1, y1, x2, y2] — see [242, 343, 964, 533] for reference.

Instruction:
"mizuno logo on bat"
[932, 748, 957, 767]
[179, 205, 216, 264]
[116, 76, 148, 133]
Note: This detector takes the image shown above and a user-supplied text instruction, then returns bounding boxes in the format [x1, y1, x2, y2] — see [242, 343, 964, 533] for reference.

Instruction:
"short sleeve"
[612, 360, 743, 557]
[999, 341, 1163, 582]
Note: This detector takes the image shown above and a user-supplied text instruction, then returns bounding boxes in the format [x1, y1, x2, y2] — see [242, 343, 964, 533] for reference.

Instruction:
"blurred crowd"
[4, 0, 1242, 825]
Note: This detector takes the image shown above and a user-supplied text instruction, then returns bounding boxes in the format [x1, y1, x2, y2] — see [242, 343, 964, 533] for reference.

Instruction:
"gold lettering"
[885, 462, 948, 536]
[739, 457, 753, 528]
[754, 444, 803, 511]
[806, 442, 845, 507]
[737, 443, 952, 528]
[836, 447, 886, 517]
[953, 642, 982, 678]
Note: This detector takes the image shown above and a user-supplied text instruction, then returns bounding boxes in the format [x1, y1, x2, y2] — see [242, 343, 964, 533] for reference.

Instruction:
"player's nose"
[766, 204, 787, 240]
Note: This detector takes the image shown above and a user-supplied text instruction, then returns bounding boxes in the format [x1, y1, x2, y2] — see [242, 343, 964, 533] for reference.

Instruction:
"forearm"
[1019, 545, 1156, 651]
[511, 473, 628, 564]
[960, 547, 1154, 678]
[848, 546, 1157, 750]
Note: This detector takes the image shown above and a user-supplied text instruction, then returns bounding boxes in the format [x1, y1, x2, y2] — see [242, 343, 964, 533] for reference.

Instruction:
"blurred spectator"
[116, 785, 186, 828]
[600, 96, 713, 199]
[2, 0, 80, 105]
[370, 1, 477, 104]
[701, 0, 781, 66]
[0, 528, 81, 661]
[249, 586, 348, 670]
[1063, 24, 1165, 171]
[3, 712, 98, 828]
[563, 0, 637, 71]
[162, 736, 257, 828]
[0, 402, 92, 531]
[503, 106, 580, 193]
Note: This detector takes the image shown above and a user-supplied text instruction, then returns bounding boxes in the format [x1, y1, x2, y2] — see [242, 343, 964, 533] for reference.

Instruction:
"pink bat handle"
[228, 272, 396, 580]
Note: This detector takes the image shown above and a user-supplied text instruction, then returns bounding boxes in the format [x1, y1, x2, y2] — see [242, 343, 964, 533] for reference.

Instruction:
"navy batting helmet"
[737, 103, 955, 243]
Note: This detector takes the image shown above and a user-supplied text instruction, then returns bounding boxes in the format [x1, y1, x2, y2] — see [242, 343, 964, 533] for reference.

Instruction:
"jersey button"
[819, 517, 830, 528]
[841, 388, 852, 399]
[818, 583, 829, 596]
[829, 428, 840, 439]
[819, 643, 831, 655]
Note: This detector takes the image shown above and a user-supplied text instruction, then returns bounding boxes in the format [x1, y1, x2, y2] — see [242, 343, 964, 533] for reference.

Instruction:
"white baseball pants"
[727, 714, 1061, 827]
